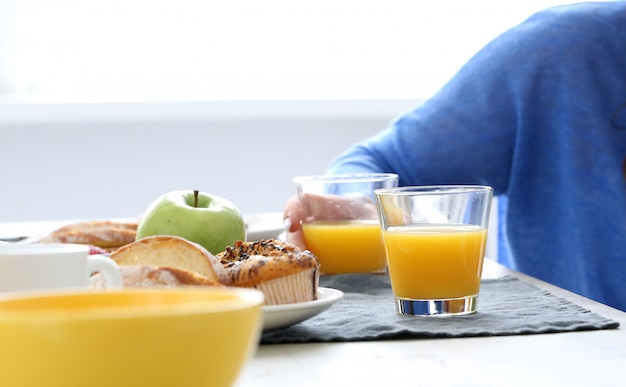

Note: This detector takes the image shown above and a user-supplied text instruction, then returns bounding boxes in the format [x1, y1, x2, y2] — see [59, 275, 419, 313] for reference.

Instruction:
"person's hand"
[283, 193, 378, 251]
[283, 196, 308, 250]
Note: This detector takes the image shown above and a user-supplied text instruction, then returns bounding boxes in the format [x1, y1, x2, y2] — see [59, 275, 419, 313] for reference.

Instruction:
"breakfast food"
[39, 220, 137, 252]
[217, 239, 320, 305]
[109, 235, 231, 285]
[136, 190, 246, 255]
[91, 264, 224, 289]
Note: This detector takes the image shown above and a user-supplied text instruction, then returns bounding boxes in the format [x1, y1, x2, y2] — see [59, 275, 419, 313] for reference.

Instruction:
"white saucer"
[262, 287, 344, 331]
[245, 212, 285, 241]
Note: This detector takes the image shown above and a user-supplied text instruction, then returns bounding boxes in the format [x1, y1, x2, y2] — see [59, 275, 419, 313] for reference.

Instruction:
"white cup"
[0, 243, 123, 293]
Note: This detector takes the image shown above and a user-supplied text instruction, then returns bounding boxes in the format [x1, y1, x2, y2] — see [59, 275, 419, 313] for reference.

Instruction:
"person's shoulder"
[480, 1, 626, 67]
[522, 2, 625, 41]
[538, 1, 625, 20]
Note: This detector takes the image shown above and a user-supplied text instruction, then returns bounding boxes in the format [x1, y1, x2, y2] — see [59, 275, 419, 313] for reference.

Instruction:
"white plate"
[245, 212, 285, 241]
[262, 287, 344, 331]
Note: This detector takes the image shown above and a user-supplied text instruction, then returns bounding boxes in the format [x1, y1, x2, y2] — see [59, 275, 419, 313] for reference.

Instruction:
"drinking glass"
[293, 173, 398, 274]
[374, 185, 493, 316]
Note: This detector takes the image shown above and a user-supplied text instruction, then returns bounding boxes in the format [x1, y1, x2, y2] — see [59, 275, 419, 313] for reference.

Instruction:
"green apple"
[136, 190, 246, 255]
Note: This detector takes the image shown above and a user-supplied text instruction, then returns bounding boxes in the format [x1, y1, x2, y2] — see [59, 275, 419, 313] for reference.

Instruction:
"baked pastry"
[217, 239, 320, 305]
[109, 235, 231, 285]
[39, 220, 137, 252]
[90, 264, 224, 289]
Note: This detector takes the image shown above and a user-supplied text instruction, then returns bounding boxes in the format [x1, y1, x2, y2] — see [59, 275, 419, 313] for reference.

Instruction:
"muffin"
[217, 239, 320, 305]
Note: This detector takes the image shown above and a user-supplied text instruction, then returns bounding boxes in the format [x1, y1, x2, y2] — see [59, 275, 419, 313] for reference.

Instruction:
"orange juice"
[382, 224, 487, 299]
[302, 220, 386, 274]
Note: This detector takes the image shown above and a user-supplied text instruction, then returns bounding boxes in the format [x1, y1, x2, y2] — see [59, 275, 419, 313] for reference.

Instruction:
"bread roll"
[90, 264, 224, 288]
[39, 220, 137, 252]
[110, 235, 231, 285]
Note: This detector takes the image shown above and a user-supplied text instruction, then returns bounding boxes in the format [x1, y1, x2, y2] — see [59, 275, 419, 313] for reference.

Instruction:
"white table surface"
[2, 220, 624, 386]
[236, 260, 626, 387]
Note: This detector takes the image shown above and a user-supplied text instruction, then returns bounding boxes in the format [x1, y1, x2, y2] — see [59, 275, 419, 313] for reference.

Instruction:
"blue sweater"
[328, 2, 626, 311]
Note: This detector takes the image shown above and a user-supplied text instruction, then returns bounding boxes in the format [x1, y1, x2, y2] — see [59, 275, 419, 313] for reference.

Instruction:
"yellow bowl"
[0, 287, 264, 387]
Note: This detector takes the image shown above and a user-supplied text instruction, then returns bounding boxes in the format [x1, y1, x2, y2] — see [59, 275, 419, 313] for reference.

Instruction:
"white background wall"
[0, 98, 499, 259]
[0, 99, 418, 222]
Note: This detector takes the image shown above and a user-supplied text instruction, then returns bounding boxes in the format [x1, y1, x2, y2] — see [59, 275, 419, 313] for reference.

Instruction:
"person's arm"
[285, 3, 616, 249]
[285, 17, 526, 247]
[327, 2, 626, 188]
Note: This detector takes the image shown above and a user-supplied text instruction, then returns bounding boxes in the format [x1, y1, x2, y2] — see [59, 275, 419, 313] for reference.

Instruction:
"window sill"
[0, 97, 422, 125]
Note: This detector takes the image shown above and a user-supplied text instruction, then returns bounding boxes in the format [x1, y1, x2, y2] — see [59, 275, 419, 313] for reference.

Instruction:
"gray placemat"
[261, 274, 620, 344]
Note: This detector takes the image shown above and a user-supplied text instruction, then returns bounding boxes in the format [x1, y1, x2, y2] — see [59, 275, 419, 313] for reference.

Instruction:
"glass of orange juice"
[374, 185, 493, 316]
[293, 174, 398, 274]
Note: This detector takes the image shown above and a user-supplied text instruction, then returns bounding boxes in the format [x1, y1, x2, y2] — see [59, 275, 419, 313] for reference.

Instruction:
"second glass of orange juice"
[375, 185, 493, 316]
[293, 174, 398, 274]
